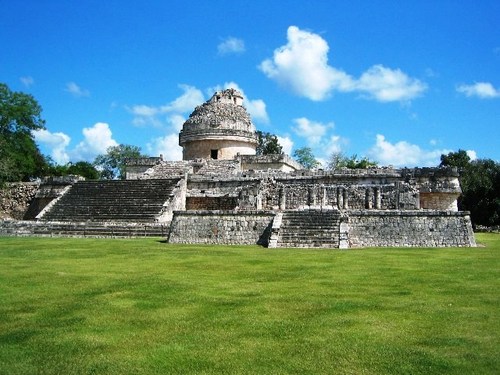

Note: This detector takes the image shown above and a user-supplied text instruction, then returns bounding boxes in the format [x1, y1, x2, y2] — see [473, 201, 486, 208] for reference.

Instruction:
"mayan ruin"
[0, 89, 476, 248]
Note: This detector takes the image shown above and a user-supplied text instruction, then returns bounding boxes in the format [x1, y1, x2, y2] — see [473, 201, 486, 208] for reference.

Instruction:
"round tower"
[179, 88, 258, 160]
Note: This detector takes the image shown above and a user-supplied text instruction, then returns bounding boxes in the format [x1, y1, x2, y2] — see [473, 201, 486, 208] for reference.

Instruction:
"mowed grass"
[0, 234, 498, 375]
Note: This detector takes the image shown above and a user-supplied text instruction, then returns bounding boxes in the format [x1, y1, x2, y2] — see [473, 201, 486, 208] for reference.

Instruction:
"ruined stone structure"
[0, 89, 476, 247]
[179, 88, 258, 161]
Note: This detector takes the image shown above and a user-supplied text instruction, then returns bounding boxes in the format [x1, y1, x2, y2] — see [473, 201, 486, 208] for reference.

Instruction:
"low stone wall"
[0, 182, 39, 220]
[167, 210, 275, 245]
[346, 210, 476, 248]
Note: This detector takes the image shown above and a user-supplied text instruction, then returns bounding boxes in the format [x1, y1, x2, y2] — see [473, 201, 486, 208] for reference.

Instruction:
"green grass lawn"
[0, 234, 498, 375]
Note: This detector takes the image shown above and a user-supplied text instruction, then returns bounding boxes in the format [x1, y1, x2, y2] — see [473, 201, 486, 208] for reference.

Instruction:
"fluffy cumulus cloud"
[367, 134, 451, 167]
[456, 82, 500, 99]
[146, 134, 183, 161]
[33, 122, 118, 164]
[33, 129, 71, 164]
[356, 65, 427, 102]
[259, 26, 351, 101]
[130, 84, 204, 128]
[161, 85, 205, 113]
[291, 117, 347, 165]
[276, 135, 294, 155]
[217, 37, 245, 55]
[466, 150, 478, 161]
[65, 81, 90, 97]
[259, 26, 426, 102]
[323, 135, 343, 156]
[292, 117, 333, 145]
[71, 122, 118, 161]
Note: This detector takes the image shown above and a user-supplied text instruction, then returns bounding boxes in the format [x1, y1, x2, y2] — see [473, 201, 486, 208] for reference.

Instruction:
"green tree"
[439, 149, 470, 170]
[0, 83, 48, 183]
[440, 150, 500, 227]
[327, 152, 377, 170]
[0, 83, 45, 134]
[293, 147, 321, 169]
[67, 161, 100, 180]
[45, 160, 100, 180]
[94, 144, 144, 180]
[256, 131, 283, 155]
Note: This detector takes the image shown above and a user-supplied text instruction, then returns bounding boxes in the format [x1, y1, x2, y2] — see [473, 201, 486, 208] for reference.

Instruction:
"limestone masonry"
[0, 89, 476, 247]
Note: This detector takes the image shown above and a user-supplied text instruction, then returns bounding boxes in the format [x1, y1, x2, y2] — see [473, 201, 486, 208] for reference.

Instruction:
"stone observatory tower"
[179, 88, 258, 160]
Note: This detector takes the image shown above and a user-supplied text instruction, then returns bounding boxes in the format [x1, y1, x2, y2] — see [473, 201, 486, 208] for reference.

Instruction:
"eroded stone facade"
[179, 88, 258, 160]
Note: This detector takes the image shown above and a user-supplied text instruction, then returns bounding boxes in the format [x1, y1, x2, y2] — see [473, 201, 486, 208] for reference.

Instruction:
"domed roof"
[180, 88, 256, 135]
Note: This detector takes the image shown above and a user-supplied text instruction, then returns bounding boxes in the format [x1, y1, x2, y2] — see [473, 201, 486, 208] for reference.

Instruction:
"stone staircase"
[39, 179, 181, 223]
[0, 220, 169, 238]
[275, 210, 342, 248]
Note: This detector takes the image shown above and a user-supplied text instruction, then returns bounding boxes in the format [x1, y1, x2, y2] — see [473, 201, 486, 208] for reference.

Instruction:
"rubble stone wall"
[346, 210, 476, 248]
[0, 182, 39, 220]
[167, 210, 274, 245]
[165, 209, 476, 248]
[186, 196, 238, 210]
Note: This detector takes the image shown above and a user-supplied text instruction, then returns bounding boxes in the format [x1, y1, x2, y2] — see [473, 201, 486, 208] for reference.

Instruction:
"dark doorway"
[211, 149, 218, 159]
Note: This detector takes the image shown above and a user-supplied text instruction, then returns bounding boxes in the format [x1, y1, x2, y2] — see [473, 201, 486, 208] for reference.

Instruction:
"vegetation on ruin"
[0, 234, 498, 374]
[327, 151, 378, 170]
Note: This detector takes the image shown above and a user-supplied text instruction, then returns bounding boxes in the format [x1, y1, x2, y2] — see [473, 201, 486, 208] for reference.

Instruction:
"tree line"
[1, 83, 498, 227]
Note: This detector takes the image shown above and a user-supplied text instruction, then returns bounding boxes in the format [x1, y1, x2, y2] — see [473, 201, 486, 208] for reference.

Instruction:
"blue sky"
[1, 0, 499, 167]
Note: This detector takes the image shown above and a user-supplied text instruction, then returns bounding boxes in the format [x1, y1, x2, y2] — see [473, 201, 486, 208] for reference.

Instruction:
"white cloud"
[33, 122, 119, 163]
[244, 98, 269, 124]
[130, 105, 159, 117]
[130, 84, 204, 128]
[217, 37, 245, 55]
[71, 122, 118, 161]
[456, 82, 500, 99]
[367, 134, 450, 167]
[160, 84, 205, 113]
[292, 117, 333, 145]
[65, 82, 90, 97]
[466, 150, 478, 161]
[167, 114, 186, 132]
[276, 135, 293, 155]
[259, 26, 426, 102]
[146, 133, 183, 161]
[33, 129, 71, 164]
[290, 117, 347, 165]
[356, 65, 427, 102]
[259, 26, 352, 101]
[323, 135, 343, 156]
[20, 76, 34, 87]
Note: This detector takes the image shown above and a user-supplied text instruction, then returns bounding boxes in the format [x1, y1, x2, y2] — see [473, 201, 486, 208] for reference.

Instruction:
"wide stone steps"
[0, 220, 169, 238]
[276, 210, 341, 248]
[40, 178, 180, 223]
